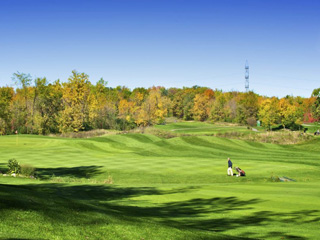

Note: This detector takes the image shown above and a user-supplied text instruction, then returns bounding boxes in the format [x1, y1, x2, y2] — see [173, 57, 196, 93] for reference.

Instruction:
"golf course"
[1, 121, 320, 239]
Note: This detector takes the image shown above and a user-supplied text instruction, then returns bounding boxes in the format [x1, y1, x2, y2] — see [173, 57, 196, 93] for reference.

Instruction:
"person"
[227, 158, 233, 176]
[235, 167, 246, 177]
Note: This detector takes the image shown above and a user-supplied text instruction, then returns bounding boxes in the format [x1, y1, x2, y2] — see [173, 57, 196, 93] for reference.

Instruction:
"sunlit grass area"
[302, 122, 320, 134]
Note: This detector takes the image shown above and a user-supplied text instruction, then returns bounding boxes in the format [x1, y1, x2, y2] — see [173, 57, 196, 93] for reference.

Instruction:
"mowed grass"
[1, 122, 320, 239]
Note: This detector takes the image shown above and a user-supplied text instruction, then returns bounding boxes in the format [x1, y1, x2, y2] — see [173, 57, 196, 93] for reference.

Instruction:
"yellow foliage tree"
[258, 97, 279, 130]
[59, 71, 91, 133]
[119, 99, 135, 123]
[135, 87, 170, 126]
[193, 93, 213, 121]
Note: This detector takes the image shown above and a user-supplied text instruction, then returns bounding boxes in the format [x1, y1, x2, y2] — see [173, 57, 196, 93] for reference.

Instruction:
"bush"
[8, 159, 21, 174]
[247, 117, 257, 127]
[287, 122, 303, 131]
[20, 164, 36, 177]
[270, 173, 280, 182]
[58, 129, 110, 138]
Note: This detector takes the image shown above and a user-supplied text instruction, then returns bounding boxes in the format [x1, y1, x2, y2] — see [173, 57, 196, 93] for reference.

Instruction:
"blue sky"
[0, 0, 319, 97]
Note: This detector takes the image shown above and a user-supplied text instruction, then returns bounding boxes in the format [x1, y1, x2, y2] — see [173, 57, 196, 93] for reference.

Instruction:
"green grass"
[303, 122, 320, 134]
[1, 122, 320, 239]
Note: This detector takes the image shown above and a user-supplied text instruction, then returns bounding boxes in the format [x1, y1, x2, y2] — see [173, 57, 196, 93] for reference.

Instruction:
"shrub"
[8, 159, 21, 174]
[59, 129, 110, 138]
[103, 175, 113, 184]
[247, 117, 257, 127]
[286, 122, 303, 131]
[270, 173, 280, 182]
[20, 164, 36, 177]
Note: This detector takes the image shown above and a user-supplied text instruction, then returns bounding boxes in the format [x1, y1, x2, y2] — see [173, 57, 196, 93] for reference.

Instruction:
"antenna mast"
[245, 60, 249, 92]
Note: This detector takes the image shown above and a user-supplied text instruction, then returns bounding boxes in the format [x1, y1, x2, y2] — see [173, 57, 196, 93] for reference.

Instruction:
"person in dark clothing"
[227, 158, 233, 176]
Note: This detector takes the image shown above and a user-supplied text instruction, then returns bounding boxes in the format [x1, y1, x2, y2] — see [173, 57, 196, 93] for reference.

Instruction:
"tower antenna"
[245, 60, 249, 92]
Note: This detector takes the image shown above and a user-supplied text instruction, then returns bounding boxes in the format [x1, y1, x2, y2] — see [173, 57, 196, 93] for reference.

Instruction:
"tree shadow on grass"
[0, 183, 317, 239]
[240, 231, 308, 240]
[0, 239, 42, 240]
[0, 163, 7, 173]
[36, 165, 104, 179]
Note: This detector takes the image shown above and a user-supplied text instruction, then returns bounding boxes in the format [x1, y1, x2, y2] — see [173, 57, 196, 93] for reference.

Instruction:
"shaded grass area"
[0, 182, 252, 240]
[1, 181, 318, 240]
[36, 165, 104, 180]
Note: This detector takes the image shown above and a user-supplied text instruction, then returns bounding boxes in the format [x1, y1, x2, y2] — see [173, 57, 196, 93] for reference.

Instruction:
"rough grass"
[215, 130, 313, 144]
[1, 122, 320, 239]
[49, 129, 119, 138]
[155, 121, 315, 144]
[155, 121, 253, 135]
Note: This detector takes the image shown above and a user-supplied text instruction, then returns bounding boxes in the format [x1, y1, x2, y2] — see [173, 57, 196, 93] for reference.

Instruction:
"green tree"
[210, 92, 228, 122]
[12, 72, 33, 133]
[235, 92, 259, 124]
[12, 72, 32, 106]
[311, 88, 320, 120]
[32, 79, 63, 134]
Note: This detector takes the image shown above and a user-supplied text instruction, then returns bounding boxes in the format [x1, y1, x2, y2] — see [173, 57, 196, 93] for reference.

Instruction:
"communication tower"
[245, 60, 249, 92]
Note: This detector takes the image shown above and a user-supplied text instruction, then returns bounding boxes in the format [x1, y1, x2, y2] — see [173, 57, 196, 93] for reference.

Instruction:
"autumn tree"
[302, 96, 317, 122]
[131, 87, 147, 107]
[0, 87, 14, 134]
[171, 89, 184, 118]
[59, 71, 92, 133]
[32, 80, 63, 134]
[210, 91, 228, 122]
[258, 97, 279, 130]
[182, 86, 204, 120]
[193, 89, 214, 121]
[89, 79, 119, 129]
[135, 87, 170, 126]
[235, 91, 259, 124]
[29, 77, 48, 134]
[223, 91, 238, 122]
[278, 98, 295, 129]
[0, 70, 318, 135]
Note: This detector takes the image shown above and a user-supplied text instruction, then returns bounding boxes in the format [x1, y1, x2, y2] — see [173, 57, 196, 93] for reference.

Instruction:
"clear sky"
[0, 0, 319, 97]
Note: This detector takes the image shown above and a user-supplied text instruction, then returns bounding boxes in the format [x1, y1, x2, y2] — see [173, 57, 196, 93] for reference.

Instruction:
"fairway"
[1, 124, 320, 239]
[2, 0, 320, 239]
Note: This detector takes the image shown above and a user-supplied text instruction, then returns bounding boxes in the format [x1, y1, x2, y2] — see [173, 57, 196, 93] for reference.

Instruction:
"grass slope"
[1, 122, 320, 239]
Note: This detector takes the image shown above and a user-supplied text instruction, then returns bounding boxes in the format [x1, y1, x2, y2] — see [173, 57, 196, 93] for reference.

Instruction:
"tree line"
[0, 70, 319, 135]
